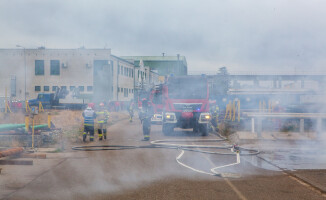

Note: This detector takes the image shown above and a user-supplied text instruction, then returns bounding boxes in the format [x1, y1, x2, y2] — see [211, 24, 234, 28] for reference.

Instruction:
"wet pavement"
[1, 113, 326, 199]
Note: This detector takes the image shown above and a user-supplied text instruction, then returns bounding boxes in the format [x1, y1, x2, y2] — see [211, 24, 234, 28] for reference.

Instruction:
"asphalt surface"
[1, 113, 326, 200]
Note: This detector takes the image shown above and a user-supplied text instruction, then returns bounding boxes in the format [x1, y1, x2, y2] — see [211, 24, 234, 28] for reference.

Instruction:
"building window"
[52, 86, 58, 91]
[44, 86, 49, 91]
[118, 65, 120, 74]
[70, 86, 75, 91]
[61, 86, 67, 90]
[87, 86, 93, 92]
[132, 69, 134, 78]
[35, 60, 44, 75]
[35, 86, 41, 92]
[121, 66, 123, 75]
[50, 60, 60, 75]
[78, 86, 84, 92]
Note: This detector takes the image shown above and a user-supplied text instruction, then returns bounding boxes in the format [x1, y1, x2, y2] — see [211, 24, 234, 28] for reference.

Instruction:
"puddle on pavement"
[243, 156, 281, 171]
[245, 149, 326, 171]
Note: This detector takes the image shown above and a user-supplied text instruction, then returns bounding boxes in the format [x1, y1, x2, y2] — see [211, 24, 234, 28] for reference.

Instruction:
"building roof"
[121, 56, 187, 67]
[111, 54, 135, 65]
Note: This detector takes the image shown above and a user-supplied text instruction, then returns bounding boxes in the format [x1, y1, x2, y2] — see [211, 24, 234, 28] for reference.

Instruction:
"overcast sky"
[1, 0, 326, 73]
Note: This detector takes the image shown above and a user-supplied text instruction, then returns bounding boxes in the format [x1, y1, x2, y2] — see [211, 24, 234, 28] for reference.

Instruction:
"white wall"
[0, 49, 111, 100]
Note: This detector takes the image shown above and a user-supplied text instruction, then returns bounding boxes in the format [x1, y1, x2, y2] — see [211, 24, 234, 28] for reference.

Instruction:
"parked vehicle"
[28, 87, 90, 109]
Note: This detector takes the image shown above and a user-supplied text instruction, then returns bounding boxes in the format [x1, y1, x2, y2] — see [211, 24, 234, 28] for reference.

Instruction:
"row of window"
[118, 87, 134, 93]
[35, 60, 147, 81]
[35, 60, 60, 75]
[35, 85, 93, 92]
[118, 65, 134, 78]
[118, 87, 133, 97]
[138, 70, 146, 79]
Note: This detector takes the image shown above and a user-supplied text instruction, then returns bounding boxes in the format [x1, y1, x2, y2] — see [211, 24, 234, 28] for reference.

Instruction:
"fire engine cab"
[161, 75, 211, 136]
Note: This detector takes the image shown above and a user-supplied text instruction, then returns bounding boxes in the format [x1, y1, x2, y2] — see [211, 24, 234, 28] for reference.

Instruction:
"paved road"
[2, 114, 326, 200]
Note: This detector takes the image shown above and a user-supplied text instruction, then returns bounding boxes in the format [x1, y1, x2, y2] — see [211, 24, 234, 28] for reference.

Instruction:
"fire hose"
[72, 136, 260, 177]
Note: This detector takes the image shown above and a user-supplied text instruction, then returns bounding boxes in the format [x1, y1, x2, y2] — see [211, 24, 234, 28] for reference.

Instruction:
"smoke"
[1, 0, 326, 72]
[1, 0, 326, 198]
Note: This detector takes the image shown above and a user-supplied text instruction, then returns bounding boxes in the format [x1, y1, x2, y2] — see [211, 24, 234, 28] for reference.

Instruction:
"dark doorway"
[93, 60, 113, 103]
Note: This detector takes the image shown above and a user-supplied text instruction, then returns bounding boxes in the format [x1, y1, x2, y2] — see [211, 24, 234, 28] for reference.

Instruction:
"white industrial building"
[0, 48, 157, 104]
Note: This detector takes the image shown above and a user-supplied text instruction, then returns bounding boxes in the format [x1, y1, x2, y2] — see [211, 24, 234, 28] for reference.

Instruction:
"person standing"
[96, 102, 110, 140]
[210, 105, 219, 132]
[140, 98, 153, 141]
[128, 100, 134, 122]
[82, 105, 97, 142]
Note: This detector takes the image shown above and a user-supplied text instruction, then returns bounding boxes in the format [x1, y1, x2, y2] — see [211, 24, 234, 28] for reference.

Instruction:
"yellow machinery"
[224, 99, 241, 122]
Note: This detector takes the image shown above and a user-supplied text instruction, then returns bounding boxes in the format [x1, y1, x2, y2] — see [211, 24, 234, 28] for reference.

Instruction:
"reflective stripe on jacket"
[83, 109, 97, 126]
[96, 110, 109, 124]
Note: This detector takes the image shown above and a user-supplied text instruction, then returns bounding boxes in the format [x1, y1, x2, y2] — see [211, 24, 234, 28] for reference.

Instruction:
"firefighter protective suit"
[140, 99, 153, 141]
[210, 105, 219, 132]
[96, 105, 109, 140]
[82, 107, 97, 142]
[128, 101, 134, 122]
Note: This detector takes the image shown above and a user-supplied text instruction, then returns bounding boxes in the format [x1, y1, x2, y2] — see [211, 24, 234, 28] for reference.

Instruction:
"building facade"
[121, 55, 188, 76]
[0, 48, 135, 103]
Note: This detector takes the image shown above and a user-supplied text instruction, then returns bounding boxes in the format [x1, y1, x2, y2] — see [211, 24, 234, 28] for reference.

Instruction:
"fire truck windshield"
[168, 78, 207, 99]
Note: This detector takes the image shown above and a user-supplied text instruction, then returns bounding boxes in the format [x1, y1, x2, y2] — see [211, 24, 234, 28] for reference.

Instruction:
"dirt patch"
[0, 110, 129, 148]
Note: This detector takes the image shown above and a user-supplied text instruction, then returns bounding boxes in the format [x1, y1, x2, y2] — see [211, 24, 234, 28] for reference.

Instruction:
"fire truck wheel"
[162, 124, 174, 136]
[200, 124, 209, 136]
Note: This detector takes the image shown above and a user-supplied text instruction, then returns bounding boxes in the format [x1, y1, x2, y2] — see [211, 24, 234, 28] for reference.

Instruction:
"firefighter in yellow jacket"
[97, 102, 110, 140]
[210, 105, 219, 132]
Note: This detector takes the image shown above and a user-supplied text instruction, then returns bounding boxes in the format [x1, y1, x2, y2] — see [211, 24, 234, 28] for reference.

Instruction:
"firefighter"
[96, 102, 110, 140]
[128, 100, 134, 122]
[82, 105, 97, 142]
[140, 98, 153, 141]
[210, 105, 219, 132]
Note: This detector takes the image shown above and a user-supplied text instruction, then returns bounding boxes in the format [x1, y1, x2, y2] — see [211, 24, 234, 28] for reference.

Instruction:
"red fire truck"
[161, 75, 211, 136]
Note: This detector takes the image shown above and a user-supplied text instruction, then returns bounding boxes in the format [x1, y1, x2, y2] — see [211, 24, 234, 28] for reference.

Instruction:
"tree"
[215, 67, 230, 95]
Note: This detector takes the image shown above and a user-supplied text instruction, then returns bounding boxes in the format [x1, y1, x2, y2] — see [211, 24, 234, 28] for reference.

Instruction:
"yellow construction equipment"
[260, 100, 274, 113]
[25, 100, 31, 113]
[4, 88, 12, 114]
[224, 99, 240, 122]
[39, 101, 44, 113]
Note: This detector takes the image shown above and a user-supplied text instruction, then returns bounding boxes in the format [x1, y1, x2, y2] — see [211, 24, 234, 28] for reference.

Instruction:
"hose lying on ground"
[72, 136, 260, 177]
